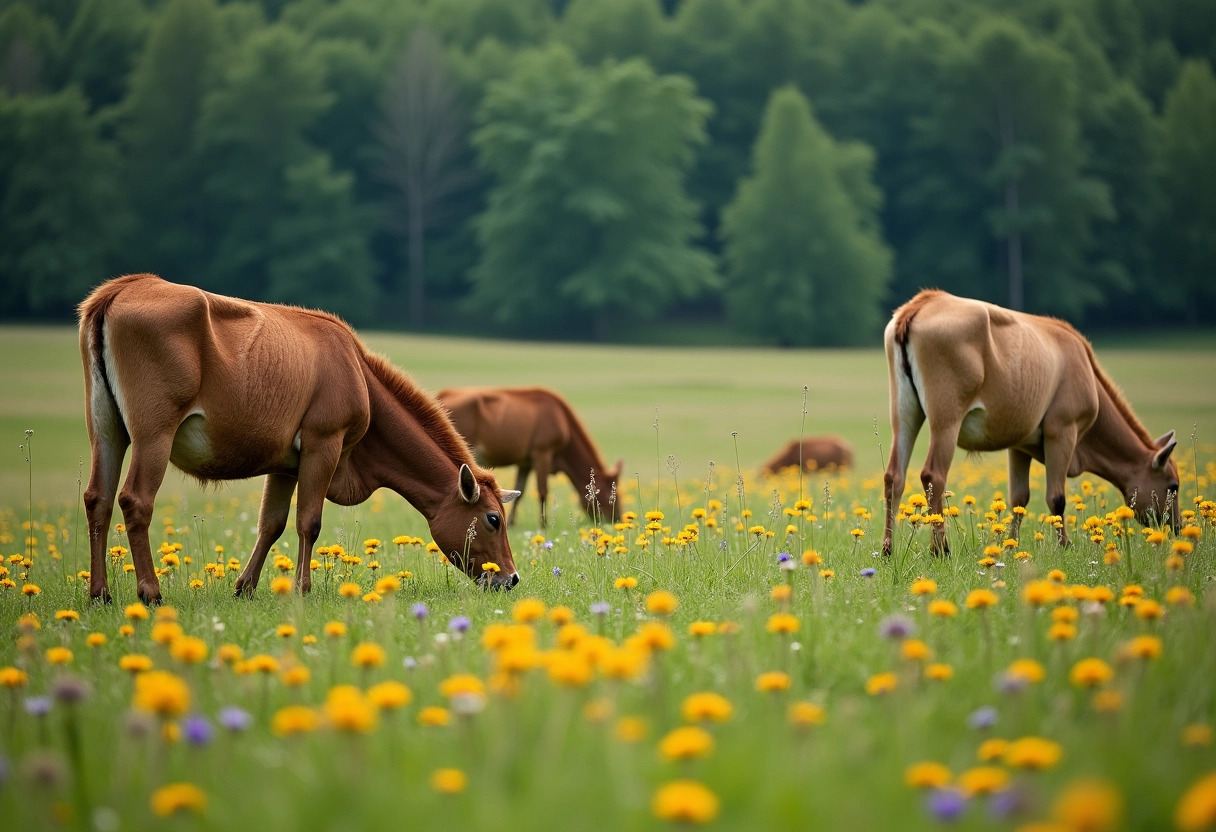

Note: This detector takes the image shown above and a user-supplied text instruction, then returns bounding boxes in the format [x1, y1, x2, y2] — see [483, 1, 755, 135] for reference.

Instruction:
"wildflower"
[820, 569, 836, 579]
[1004, 737, 1063, 770]
[646, 591, 679, 616]
[767, 613, 800, 634]
[430, 768, 467, 794]
[272, 705, 320, 737]
[1173, 540, 1195, 556]
[182, 715, 213, 747]
[865, 672, 898, 696]
[802, 550, 822, 566]
[788, 701, 826, 728]
[905, 762, 952, 789]
[681, 692, 733, 723]
[119, 654, 153, 674]
[756, 671, 792, 693]
[929, 600, 958, 618]
[658, 725, 714, 761]
[652, 779, 720, 824]
[925, 663, 954, 681]
[688, 621, 716, 638]
[338, 582, 361, 599]
[966, 589, 999, 610]
[956, 766, 1009, 797]
[1093, 690, 1123, 713]
[615, 716, 647, 742]
[351, 642, 386, 669]
[25, 696, 52, 717]
[246, 654, 280, 675]
[0, 667, 29, 688]
[170, 636, 208, 665]
[1166, 587, 1195, 607]
[1007, 659, 1046, 684]
[324, 685, 377, 733]
[1070, 658, 1114, 689]
[967, 706, 999, 730]
[21, 583, 40, 596]
[124, 603, 149, 621]
[216, 645, 243, 665]
[977, 738, 1008, 762]
[45, 647, 73, 666]
[1048, 622, 1077, 642]
[1051, 778, 1123, 832]
[417, 706, 450, 727]
[879, 614, 916, 641]
[634, 622, 675, 652]
[1134, 599, 1165, 621]
[280, 666, 310, 687]
[1183, 724, 1214, 748]
[1023, 580, 1062, 607]
[548, 652, 593, 687]
[409, 602, 429, 621]
[925, 788, 968, 823]
[217, 707, 253, 733]
[150, 783, 206, 817]
[614, 577, 638, 590]
[590, 601, 611, 616]
[901, 639, 932, 662]
[324, 621, 346, 639]
[1175, 771, 1216, 832]
[1123, 635, 1163, 660]
[133, 671, 190, 717]
[599, 647, 647, 681]
[270, 577, 293, 596]
[549, 606, 574, 626]
[860, 567, 877, 578]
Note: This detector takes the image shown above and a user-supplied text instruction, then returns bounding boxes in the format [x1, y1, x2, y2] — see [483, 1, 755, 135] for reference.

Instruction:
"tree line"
[1, 0, 1213, 344]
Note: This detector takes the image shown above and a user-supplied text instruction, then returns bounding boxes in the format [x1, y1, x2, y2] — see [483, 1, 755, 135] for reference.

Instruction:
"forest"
[1, 0, 1213, 344]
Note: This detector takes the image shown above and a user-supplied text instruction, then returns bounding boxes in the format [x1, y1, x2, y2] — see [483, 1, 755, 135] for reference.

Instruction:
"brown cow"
[79, 274, 520, 603]
[436, 387, 622, 528]
[881, 289, 1179, 556]
[761, 437, 854, 474]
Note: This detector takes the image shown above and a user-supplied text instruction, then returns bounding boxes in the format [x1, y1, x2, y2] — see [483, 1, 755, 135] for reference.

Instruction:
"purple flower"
[879, 614, 916, 641]
[410, 602, 428, 620]
[217, 706, 253, 733]
[543, 541, 554, 550]
[552, 567, 562, 576]
[51, 674, 90, 704]
[590, 601, 610, 616]
[996, 671, 1028, 696]
[448, 616, 471, 634]
[182, 715, 214, 747]
[987, 786, 1028, 820]
[860, 567, 877, 578]
[777, 552, 792, 563]
[24, 696, 51, 717]
[402, 657, 417, 670]
[925, 788, 967, 823]
[967, 706, 999, 730]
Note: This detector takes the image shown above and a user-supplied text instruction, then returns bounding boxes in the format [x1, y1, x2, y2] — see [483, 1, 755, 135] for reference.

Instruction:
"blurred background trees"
[1, 0, 1213, 343]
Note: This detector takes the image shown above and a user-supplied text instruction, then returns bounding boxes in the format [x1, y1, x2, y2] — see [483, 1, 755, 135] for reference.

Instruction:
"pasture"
[1, 324, 1215, 831]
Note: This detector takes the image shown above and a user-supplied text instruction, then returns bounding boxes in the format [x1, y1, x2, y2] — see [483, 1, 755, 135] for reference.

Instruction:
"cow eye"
[487, 512, 501, 531]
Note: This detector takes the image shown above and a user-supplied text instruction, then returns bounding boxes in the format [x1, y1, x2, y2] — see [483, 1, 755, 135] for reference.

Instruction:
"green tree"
[559, 0, 666, 65]
[58, 0, 148, 111]
[1154, 59, 1216, 322]
[470, 46, 717, 339]
[720, 85, 891, 346]
[0, 2, 61, 94]
[0, 87, 128, 315]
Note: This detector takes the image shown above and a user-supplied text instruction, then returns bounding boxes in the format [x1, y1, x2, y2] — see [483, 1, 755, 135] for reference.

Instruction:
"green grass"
[1, 325, 1215, 832]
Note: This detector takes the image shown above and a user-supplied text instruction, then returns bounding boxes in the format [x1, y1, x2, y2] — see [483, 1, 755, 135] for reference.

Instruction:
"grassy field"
[1, 324, 1215, 831]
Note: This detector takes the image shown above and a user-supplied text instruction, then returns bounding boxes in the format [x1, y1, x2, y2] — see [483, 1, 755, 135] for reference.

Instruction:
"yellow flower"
[905, 761, 952, 789]
[430, 768, 467, 794]
[124, 603, 149, 621]
[957, 766, 1010, 796]
[1173, 540, 1195, 556]
[634, 622, 675, 652]
[0, 666, 29, 687]
[1175, 771, 1216, 832]
[270, 577, 293, 596]
[417, 706, 451, 727]
[1070, 658, 1114, 688]
[324, 621, 347, 639]
[549, 605, 575, 626]
[54, 609, 79, 622]
[688, 621, 716, 638]
[547, 651, 594, 687]
[901, 639, 932, 662]
[925, 663, 954, 681]
[928, 600, 958, 618]
[614, 576, 638, 590]
[658, 725, 714, 761]
[645, 590, 679, 616]
[801, 550, 822, 566]
[1166, 587, 1195, 607]
[119, 654, 153, 674]
[910, 577, 938, 596]
[788, 701, 826, 728]
[170, 636, 208, 665]
[367, 680, 412, 710]
[272, 705, 320, 736]
[338, 582, 361, 598]
[1123, 635, 1163, 660]
[977, 738, 1009, 762]
[150, 783, 206, 817]
[614, 716, 647, 742]
[865, 672, 897, 696]
[351, 642, 386, 669]
[681, 692, 733, 723]
[756, 671, 792, 693]
[966, 589, 999, 610]
[1182, 724, 1214, 748]
[1051, 778, 1123, 832]
[216, 644, 243, 665]
[1048, 622, 1077, 642]
[439, 673, 486, 699]
[1134, 599, 1165, 621]
[766, 613, 800, 634]
[247, 654, 280, 675]
[1023, 580, 1062, 607]
[21, 583, 41, 596]
[1007, 659, 1046, 684]
[150, 621, 183, 646]
[770, 584, 793, 602]
[45, 647, 73, 665]
[512, 597, 546, 623]
[1004, 737, 1063, 770]
[1092, 690, 1124, 713]
[324, 685, 378, 733]
[598, 647, 648, 681]
[280, 666, 310, 687]
[133, 670, 190, 717]
[652, 780, 720, 824]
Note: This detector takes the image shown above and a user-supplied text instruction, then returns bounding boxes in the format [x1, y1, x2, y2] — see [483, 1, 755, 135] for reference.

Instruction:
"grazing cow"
[436, 387, 622, 528]
[79, 274, 520, 603]
[761, 437, 854, 474]
[881, 289, 1179, 556]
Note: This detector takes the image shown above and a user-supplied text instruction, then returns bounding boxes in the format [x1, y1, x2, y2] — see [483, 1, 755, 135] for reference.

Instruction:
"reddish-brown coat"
[79, 274, 519, 603]
[761, 437, 854, 474]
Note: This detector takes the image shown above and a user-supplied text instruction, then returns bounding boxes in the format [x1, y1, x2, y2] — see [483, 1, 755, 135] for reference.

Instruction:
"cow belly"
[170, 413, 213, 474]
[169, 412, 299, 479]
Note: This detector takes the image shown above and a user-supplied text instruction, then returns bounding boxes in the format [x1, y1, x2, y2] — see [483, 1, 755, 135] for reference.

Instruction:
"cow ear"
[1152, 437, 1177, 470]
[499, 489, 521, 505]
[611, 459, 624, 479]
[458, 463, 480, 504]
[1154, 429, 1176, 448]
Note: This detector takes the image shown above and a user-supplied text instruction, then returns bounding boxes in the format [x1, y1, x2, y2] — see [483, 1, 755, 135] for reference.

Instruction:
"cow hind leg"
[882, 407, 926, 557]
[1007, 449, 1032, 541]
[84, 431, 128, 604]
[235, 473, 297, 597]
[508, 464, 532, 527]
[920, 422, 961, 556]
[117, 432, 176, 604]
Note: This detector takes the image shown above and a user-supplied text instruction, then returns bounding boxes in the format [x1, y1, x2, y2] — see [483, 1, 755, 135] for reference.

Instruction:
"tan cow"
[761, 437, 854, 474]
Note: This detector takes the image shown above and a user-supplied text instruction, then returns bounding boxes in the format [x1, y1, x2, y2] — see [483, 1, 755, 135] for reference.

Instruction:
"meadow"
[1, 324, 1215, 832]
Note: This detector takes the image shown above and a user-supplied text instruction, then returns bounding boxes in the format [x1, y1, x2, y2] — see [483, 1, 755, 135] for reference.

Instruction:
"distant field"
[2, 324, 1214, 505]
